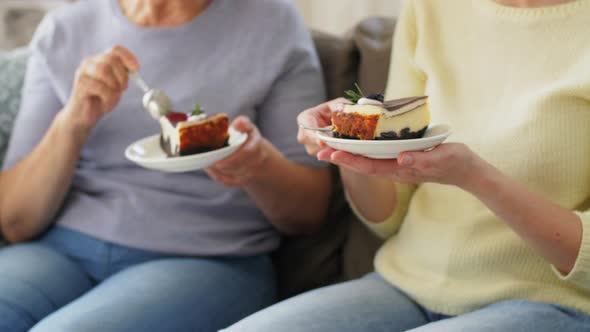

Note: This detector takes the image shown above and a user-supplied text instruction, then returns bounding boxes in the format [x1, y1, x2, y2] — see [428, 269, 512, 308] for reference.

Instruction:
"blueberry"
[366, 94, 384, 103]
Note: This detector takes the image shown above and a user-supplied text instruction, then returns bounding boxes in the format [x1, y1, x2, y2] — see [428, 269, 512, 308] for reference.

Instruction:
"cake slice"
[332, 95, 430, 140]
[160, 112, 229, 157]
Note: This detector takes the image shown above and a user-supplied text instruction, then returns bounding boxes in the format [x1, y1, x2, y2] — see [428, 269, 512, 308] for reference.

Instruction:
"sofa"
[0, 17, 397, 299]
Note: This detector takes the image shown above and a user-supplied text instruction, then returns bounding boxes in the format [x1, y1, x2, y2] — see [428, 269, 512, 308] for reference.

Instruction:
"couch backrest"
[312, 17, 396, 99]
[354, 17, 396, 95]
[0, 48, 29, 167]
[275, 17, 397, 298]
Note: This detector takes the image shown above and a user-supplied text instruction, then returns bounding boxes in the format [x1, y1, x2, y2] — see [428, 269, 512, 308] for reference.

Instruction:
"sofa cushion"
[272, 168, 350, 299]
[270, 31, 362, 299]
[340, 17, 397, 280]
[274, 21, 398, 296]
[353, 17, 396, 95]
[0, 48, 29, 167]
[312, 30, 359, 100]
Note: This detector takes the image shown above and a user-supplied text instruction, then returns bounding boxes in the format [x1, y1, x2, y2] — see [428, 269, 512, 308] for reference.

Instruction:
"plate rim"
[125, 128, 248, 165]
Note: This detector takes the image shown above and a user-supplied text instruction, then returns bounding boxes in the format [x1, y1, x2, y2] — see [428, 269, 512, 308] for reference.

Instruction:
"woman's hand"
[63, 45, 140, 134]
[297, 98, 346, 156]
[318, 143, 483, 189]
[206, 116, 274, 187]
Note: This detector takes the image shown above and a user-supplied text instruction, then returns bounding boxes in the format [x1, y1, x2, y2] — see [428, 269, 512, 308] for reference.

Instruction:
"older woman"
[223, 0, 590, 331]
[0, 0, 330, 331]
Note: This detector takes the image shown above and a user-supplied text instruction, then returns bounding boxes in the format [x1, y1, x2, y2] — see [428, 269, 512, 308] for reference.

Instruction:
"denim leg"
[222, 273, 429, 332]
[0, 243, 94, 332]
[31, 255, 276, 332]
[410, 300, 590, 332]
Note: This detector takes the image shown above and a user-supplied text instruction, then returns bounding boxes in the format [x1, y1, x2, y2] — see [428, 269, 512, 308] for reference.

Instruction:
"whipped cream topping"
[188, 114, 207, 122]
[357, 97, 384, 106]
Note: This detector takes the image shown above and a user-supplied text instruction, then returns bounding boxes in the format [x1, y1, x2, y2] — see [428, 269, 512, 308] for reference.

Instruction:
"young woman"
[224, 0, 590, 331]
[0, 0, 331, 331]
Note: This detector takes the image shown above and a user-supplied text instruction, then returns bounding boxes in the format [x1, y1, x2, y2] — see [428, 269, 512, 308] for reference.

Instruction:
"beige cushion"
[273, 17, 398, 298]
[273, 169, 350, 299]
[273, 32, 358, 299]
[354, 17, 397, 95]
[312, 30, 359, 100]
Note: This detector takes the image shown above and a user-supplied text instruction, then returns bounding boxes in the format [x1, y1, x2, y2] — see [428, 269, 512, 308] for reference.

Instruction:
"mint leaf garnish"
[344, 83, 365, 103]
[192, 103, 203, 116]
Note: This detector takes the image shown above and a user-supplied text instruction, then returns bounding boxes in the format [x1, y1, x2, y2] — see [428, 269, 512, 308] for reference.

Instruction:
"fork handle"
[129, 72, 150, 93]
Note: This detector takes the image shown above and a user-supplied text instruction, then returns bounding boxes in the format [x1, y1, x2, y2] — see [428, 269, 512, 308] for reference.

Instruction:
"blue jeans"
[0, 227, 276, 332]
[223, 273, 590, 332]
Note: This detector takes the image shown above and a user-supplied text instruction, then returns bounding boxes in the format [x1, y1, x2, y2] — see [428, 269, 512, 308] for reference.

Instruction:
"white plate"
[125, 128, 248, 173]
[316, 123, 452, 159]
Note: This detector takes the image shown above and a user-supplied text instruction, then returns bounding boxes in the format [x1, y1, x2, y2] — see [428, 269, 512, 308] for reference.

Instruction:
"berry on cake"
[332, 84, 430, 140]
[160, 103, 229, 157]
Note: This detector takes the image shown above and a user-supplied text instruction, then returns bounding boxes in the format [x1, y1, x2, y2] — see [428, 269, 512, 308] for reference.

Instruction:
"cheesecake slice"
[332, 96, 430, 140]
[160, 112, 229, 157]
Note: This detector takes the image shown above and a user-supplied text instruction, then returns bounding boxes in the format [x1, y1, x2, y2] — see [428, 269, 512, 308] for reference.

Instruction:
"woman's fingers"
[79, 75, 123, 114]
[106, 54, 129, 90]
[297, 99, 345, 156]
[78, 74, 113, 105]
[214, 116, 267, 173]
[318, 143, 472, 186]
[297, 97, 345, 129]
[79, 46, 137, 93]
[64, 45, 139, 131]
[319, 149, 402, 176]
[109, 45, 140, 72]
[82, 59, 121, 91]
[76, 45, 140, 105]
[80, 49, 134, 93]
[297, 127, 327, 156]
[328, 97, 347, 112]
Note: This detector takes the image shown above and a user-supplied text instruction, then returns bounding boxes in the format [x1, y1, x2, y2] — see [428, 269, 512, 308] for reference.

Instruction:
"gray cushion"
[312, 30, 359, 100]
[338, 17, 397, 280]
[274, 21, 398, 296]
[354, 17, 396, 95]
[271, 31, 361, 299]
[0, 47, 29, 167]
[272, 168, 350, 299]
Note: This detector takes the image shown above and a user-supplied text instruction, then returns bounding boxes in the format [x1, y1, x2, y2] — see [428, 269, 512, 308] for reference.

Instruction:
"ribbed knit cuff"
[345, 183, 415, 239]
[552, 211, 590, 290]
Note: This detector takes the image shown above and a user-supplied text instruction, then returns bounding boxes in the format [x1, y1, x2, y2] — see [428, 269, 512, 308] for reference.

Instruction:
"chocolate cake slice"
[160, 112, 229, 157]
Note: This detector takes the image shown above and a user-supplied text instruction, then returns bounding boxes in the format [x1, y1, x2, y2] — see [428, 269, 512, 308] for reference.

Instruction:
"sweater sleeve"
[346, 183, 416, 239]
[384, 0, 427, 100]
[552, 211, 590, 290]
[256, 2, 326, 169]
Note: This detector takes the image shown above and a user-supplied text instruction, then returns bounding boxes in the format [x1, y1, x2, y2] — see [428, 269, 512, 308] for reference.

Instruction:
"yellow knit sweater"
[350, 0, 590, 316]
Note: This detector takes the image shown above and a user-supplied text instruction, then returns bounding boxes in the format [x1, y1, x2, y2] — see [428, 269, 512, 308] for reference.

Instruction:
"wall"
[0, 0, 67, 50]
[294, 0, 403, 35]
[0, 0, 405, 50]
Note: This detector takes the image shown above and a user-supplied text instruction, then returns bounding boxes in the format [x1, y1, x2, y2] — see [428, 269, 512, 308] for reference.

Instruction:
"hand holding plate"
[319, 142, 483, 188]
[206, 116, 271, 187]
[297, 98, 347, 157]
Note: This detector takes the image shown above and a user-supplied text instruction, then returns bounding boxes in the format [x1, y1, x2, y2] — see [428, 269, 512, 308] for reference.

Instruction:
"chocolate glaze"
[382, 96, 428, 112]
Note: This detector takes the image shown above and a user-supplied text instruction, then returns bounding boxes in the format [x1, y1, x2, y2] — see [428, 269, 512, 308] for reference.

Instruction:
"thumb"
[232, 116, 255, 134]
